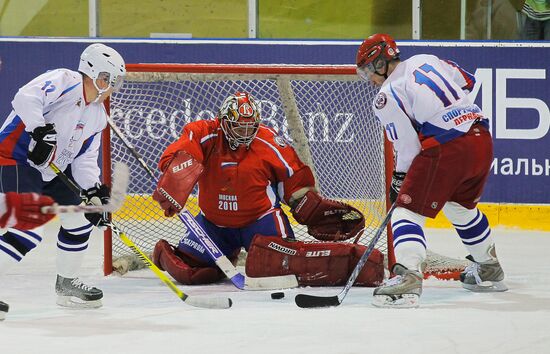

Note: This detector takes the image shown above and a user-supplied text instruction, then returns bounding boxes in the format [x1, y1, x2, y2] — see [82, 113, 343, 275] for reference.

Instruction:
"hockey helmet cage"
[219, 92, 261, 150]
[356, 33, 400, 80]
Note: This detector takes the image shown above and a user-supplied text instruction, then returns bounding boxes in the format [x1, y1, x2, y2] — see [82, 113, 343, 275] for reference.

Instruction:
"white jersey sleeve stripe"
[255, 136, 294, 177]
[57, 82, 81, 99]
[390, 84, 420, 131]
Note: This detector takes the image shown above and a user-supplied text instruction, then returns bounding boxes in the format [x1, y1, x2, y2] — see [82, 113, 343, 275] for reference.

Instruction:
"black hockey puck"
[271, 292, 285, 300]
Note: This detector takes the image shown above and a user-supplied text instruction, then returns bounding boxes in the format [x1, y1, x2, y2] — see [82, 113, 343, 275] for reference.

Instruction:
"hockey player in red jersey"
[0, 191, 56, 320]
[0, 192, 55, 230]
[151, 91, 384, 286]
[356, 34, 507, 308]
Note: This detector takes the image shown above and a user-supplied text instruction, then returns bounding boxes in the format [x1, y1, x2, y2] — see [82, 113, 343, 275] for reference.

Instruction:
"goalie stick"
[106, 117, 299, 291]
[294, 204, 396, 308]
[48, 162, 232, 309]
[41, 162, 129, 215]
[112, 225, 232, 309]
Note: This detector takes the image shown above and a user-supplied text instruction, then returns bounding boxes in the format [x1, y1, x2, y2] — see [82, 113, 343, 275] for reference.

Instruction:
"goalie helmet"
[356, 33, 400, 81]
[78, 43, 126, 99]
[219, 92, 261, 150]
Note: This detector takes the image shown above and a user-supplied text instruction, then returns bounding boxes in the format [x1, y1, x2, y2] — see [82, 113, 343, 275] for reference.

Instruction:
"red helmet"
[356, 33, 400, 80]
[219, 91, 261, 150]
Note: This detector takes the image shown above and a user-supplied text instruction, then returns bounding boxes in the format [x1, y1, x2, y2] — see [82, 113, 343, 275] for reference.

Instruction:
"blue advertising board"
[0, 39, 548, 204]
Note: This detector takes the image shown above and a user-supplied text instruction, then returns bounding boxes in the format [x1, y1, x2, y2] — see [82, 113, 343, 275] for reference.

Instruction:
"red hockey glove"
[0, 192, 55, 229]
[153, 151, 204, 217]
[291, 191, 365, 241]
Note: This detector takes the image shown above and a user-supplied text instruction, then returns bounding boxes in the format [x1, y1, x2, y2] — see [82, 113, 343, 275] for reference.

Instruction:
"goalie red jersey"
[152, 92, 372, 286]
[159, 118, 313, 228]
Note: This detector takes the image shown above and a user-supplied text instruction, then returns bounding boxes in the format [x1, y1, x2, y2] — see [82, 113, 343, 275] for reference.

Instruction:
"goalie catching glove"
[291, 190, 365, 241]
[153, 150, 204, 217]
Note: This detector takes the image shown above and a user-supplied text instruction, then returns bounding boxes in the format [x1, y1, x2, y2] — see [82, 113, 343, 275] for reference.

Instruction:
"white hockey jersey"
[0, 69, 107, 189]
[372, 54, 487, 173]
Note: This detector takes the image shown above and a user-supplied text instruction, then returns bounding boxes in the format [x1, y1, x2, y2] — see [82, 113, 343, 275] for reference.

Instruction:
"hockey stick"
[41, 162, 129, 215]
[294, 203, 396, 308]
[48, 162, 232, 309]
[111, 225, 232, 309]
[106, 117, 298, 290]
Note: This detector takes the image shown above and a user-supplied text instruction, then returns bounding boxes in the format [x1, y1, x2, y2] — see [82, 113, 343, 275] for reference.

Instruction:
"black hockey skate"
[0, 301, 9, 320]
[55, 275, 103, 308]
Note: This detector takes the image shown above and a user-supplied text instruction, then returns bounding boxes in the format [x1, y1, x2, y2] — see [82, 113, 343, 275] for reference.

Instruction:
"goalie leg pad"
[352, 243, 385, 286]
[152, 239, 224, 285]
[245, 235, 384, 286]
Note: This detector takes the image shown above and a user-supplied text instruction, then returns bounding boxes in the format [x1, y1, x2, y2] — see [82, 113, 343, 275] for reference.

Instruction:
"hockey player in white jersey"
[356, 34, 507, 308]
[0, 43, 126, 309]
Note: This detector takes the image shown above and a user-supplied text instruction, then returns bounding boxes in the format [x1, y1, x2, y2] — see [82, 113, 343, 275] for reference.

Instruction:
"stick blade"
[244, 274, 299, 290]
[107, 162, 130, 212]
[294, 294, 341, 308]
[229, 273, 246, 290]
[184, 296, 233, 309]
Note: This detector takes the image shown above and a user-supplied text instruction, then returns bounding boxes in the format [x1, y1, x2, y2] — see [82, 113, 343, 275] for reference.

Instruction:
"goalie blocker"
[246, 235, 384, 286]
[153, 150, 204, 217]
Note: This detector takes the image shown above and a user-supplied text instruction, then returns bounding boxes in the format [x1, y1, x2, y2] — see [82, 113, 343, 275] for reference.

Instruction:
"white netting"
[106, 67, 387, 272]
[105, 65, 467, 277]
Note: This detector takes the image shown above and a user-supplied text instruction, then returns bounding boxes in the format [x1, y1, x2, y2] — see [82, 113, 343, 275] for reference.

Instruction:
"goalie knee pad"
[245, 235, 384, 286]
[152, 239, 224, 285]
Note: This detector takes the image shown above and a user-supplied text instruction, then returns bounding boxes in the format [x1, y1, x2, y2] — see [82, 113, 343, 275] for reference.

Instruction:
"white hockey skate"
[372, 263, 422, 309]
[460, 244, 508, 292]
[0, 301, 8, 320]
[55, 275, 103, 308]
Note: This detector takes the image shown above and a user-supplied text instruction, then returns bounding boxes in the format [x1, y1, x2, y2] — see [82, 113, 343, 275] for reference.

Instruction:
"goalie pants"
[176, 208, 294, 266]
[0, 164, 93, 277]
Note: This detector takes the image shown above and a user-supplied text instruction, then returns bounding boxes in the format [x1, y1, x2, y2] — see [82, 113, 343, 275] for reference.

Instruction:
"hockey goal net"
[103, 63, 468, 279]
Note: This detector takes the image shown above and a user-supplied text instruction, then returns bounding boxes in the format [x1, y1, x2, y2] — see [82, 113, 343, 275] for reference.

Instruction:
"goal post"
[102, 63, 466, 279]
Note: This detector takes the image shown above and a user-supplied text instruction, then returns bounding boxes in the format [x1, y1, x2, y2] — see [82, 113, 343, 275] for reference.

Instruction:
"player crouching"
[150, 91, 384, 287]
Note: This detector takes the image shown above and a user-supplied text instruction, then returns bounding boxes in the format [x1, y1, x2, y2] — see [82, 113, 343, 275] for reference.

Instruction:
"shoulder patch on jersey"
[274, 136, 287, 147]
[374, 92, 387, 109]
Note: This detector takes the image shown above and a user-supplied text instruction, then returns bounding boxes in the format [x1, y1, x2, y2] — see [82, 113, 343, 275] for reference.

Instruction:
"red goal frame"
[102, 63, 395, 276]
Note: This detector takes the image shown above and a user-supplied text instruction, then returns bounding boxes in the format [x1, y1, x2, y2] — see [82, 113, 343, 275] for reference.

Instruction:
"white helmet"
[78, 43, 126, 97]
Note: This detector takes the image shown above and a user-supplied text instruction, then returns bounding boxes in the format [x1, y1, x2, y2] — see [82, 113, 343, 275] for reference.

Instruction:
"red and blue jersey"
[0, 69, 107, 189]
[373, 54, 488, 173]
[160, 119, 314, 228]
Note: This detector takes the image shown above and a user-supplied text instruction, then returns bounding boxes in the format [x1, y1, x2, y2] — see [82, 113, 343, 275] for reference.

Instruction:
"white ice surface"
[1, 221, 550, 354]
